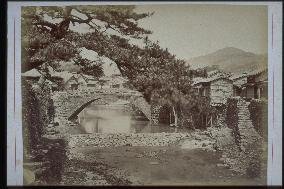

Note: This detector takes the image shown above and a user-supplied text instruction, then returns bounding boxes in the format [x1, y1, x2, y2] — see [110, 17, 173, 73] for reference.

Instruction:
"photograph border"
[6, 1, 283, 186]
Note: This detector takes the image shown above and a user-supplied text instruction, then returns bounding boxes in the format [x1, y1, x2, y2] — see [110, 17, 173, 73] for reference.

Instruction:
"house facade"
[230, 68, 268, 99]
[193, 77, 234, 105]
[64, 75, 79, 90]
[110, 76, 128, 89]
[76, 74, 99, 89]
[243, 69, 268, 99]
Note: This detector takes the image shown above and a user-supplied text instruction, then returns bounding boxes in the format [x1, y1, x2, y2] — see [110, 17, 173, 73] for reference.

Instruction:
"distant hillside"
[186, 47, 267, 74]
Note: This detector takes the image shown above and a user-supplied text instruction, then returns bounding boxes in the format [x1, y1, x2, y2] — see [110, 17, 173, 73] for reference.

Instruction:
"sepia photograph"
[6, 1, 282, 186]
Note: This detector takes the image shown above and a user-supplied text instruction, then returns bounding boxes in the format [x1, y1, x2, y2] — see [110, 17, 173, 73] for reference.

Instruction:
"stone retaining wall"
[150, 104, 162, 125]
[217, 97, 264, 175]
[236, 98, 261, 151]
[68, 133, 191, 149]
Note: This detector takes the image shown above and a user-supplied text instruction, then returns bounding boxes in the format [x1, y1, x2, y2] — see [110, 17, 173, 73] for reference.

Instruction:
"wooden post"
[169, 111, 172, 125]
[173, 107, 178, 127]
[257, 87, 261, 99]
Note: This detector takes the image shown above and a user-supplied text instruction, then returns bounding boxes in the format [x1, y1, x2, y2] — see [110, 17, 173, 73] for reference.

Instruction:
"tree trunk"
[173, 106, 178, 127]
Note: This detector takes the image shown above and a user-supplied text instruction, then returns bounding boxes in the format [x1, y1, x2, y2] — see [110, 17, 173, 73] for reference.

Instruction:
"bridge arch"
[56, 90, 151, 123]
[68, 98, 102, 121]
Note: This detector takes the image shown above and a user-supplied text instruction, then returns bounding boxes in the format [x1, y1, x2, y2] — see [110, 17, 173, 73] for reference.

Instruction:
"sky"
[62, 4, 268, 75]
[134, 4, 268, 60]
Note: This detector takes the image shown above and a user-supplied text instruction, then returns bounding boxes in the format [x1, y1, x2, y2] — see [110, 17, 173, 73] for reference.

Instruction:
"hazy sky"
[66, 4, 268, 75]
[134, 4, 268, 59]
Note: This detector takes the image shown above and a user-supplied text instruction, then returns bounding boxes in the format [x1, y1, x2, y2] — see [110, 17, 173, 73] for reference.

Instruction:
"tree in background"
[22, 5, 209, 127]
[73, 55, 104, 78]
[21, 5, 152, 73]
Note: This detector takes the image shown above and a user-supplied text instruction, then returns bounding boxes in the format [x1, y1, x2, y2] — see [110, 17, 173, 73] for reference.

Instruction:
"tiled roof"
[52, 71, 76, 83]
[230, 67, 267, 80]
[22, 69, 42, 77]
[192, 75, 232, 85]
[247, 67, 268, 77]
[87, 80, 98, 84]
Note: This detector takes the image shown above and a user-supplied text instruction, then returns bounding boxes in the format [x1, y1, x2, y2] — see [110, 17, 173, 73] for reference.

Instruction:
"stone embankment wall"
[248, 99, 268, 139]
[236, 98, 262, 151]
[226, 97, 262, 151]
[68, 133, 190, 149]
[218, 97, 265, 176]
[150, 104, 163, 125]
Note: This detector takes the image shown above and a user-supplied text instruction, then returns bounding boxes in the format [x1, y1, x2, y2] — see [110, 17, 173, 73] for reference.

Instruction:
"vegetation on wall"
[248, 99, 268, 139]
[225, 98, 239, 144]
[22, 80, 55, 157]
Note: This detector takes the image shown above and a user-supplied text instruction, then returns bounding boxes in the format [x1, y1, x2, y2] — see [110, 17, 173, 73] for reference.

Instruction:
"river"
[59, 101, 266, 185]
[77, 102, 190, 134]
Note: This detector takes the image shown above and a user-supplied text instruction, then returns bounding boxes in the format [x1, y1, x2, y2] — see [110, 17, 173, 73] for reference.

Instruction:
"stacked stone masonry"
[52, 90, 151, 130]
[129, 96, 151, 120]
[236, 98, 261, 151]
[150, 104, 163, 125]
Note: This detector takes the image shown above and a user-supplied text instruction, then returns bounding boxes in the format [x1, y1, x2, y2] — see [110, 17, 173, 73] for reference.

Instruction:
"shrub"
[226, 98, 239, 129]
[245, 138, 263, 178]
[248, 99, 268, 139]
[226, 98, 240, 145]
[22, 79, 55, 158]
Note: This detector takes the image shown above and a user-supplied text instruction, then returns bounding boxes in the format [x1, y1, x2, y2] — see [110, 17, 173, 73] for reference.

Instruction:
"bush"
[246, 160, 261, 178]
[22, 81, 44, 155]
[248, 99, 268, 139]
[226, 98, 240, 145]
[226, 98, 239, 129]
[22, 79, 55, 158]
[245, 138, 263, 178]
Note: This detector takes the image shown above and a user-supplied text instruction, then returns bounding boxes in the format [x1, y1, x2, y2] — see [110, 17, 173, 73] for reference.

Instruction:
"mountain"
[186, 47, 267, 74]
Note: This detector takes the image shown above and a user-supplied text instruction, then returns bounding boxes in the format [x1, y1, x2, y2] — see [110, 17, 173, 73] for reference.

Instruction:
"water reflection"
[78, 103, 190, 134]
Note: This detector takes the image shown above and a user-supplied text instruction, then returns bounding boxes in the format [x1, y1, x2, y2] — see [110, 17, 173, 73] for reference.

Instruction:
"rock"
[149, 161, 159, 165]
[217, 163, 224, 167]
[23, 168, 35, 185]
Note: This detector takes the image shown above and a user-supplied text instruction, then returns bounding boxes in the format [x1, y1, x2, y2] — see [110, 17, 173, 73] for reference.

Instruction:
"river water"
[77, 102, 190, 134]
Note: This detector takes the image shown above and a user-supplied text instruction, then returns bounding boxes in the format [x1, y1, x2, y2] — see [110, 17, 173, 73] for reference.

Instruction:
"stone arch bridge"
[52, 89, 152, 128]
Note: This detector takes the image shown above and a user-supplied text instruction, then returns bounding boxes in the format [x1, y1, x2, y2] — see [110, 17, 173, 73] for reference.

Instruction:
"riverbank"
[23, 89, 266, 186]
[62, 129, 265, 186]
[26, 120, 266, 186]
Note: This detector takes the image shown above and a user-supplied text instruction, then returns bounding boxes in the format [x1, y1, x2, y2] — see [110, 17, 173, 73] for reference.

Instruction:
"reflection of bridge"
[52, 89, 151, 128]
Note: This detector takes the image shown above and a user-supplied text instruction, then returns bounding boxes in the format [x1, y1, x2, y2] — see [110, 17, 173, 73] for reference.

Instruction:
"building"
[193, 76, 234, 105]
[98, 76, 112, 89]
[50, 71, 77, 90]
[76, 74, 99, 89]
[230, 68, 268, 99]
[230, 72, 248, 97]
[110, 76, 128, 89]
[21, 69, 42, 82]
[64, 75, 79, 90]
[243, 68, 268, 99]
